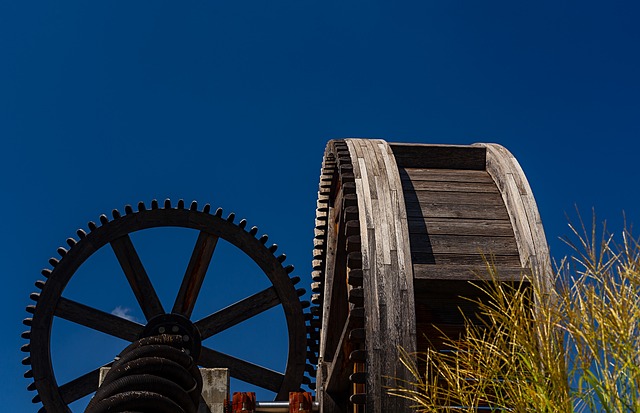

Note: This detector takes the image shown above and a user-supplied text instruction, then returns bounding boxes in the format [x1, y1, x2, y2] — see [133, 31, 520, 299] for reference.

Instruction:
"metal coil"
[84, 334, 203, 413]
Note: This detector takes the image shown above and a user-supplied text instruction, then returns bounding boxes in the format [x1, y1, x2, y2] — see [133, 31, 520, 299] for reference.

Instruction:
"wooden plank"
[405, 202, 510, 220]
[399, 168, 494, 183]
[409, 234, 519, 255]
[413, 263, 526, 281]
[390, 143, 486, 170]
[408, 217, 515, 237]
[411, 190, 504, 206]
[410, 252, 521, 266]
[405, 180, 500, 193]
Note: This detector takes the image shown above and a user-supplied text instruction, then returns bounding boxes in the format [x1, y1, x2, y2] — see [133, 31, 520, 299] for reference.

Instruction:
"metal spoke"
[111, 235, 164, 320]
[172, 231, 219, 317]
[59, 362, 113, 404]
[198, 346, 284, 393]
[194, 286, 280, 340]
[55, 297, 144, 342]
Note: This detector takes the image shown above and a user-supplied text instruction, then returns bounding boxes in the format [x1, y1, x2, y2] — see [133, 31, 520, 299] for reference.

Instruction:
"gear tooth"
[27, 381, 36, 391]
[226, 212, 235, 222]
[203, 204, 211, 214]
[66, 237, 77, 247]
[304, 313, 313, 321]
[41, 269, 52, 278]
[268, 244, 278, 253]
[57, 247, 67, 257]
[24, 369, 33, 378]
[190, 200, 198, 211]
[276, 253, 286, 263]
[48, 257, 59, 267]
[296, 288, 306, 296]
[164, 198, 172, 209]
[239, 219, 247, 229]
[124, 204, 133, 215]
[137, 201, 146, 211]
[177, 199, 185, 209]
[29, 293, 40, 302]
[99, 214, 109, 225]
[151, 199, 159, 209]
[88, 221, 97, 231]
[285, 265, 295, 274]
[259, 234, 268, 244]
[26, 305, 36, 314]
[33, 394, 42, 403]
[112, 209, 121, 219]
[249, 226, 258, 236]
[308, 383, 317, 391]
[21, 343, 30, 352]
[22, 356, 31, 365]
[21, 331, 30, 339]
[35, 280, 46, 289]
[76, 229, 87, 239]
[37, 404, 45, 411]
[23, 318, 32, 326]
[290, 275, 300, 284]
[302, 376, 311, 385]
[300, 300, 310, 309]
[215, 208, 223, 217]
[305, 364, 316, 374]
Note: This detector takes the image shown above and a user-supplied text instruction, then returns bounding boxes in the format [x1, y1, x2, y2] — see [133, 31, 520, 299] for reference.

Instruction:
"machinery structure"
[22, 138, 550, 413]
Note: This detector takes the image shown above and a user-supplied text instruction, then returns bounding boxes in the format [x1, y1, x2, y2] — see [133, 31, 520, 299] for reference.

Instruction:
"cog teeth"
[259, 235, 268, 244]
[88, 221, 97, 231]
[138, 201, 146, 211]
[57, 247, 67, 257]
[35, 280, 45, 289]
[296, 288, 306, 297]
[22, 356, 31, 365]
[112, 209, 121, 219]
[32, 394, 41, 403]
[124, 204, 133, 215]
[151, 199, 159, 209]
[203, 204, 211, 214]
[300, 300, 310, 309]
[99, 214, 109, 225]
[76, 229, 87, 239]
[190, 200, 198, 211]
[48, 258, 59, 267]
[66, 237, 77, 247]
[26, 305, 36, 314]
[21, 343, 30, 352]
[164, 198, 172, 209]
[177, 199, 185, 209]
[215, 208, 223, 217]
[24, 369, 33, 378]
[226, 213, 235, 222]
[21, 331, 30, 339]
[41, 269, 52, 278]
[276, 253, 286, 263]
[23, 318, 32, 326]
[285, 265, 295, 274]
[268, 244, 278, 253]
[27, 382, 36, 391]
[290, 275, 300, 284]
[239, 219, 247, 229]
[29, 293, 40, 301]
[249, 226, 258, 236]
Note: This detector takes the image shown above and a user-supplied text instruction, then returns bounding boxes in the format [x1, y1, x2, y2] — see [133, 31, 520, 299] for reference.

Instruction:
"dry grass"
[389, 216, 640, 412]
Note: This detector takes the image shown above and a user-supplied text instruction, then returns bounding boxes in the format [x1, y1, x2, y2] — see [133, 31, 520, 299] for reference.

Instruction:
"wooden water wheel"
[310, 139, 551, 413]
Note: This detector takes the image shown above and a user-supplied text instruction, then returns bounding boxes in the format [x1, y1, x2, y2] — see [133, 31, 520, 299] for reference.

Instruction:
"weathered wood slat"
[390, 143, 486, 170]
[399, 168, 494, 183]
[409, 234, 519, 255]
[410, 252, 521, 266]
[405, 180, 500, 193]
[413, 263, 526, 280]
[405, 202, 510, 220]
[408, 217, 515, 237]
[411, 190, 505, 206]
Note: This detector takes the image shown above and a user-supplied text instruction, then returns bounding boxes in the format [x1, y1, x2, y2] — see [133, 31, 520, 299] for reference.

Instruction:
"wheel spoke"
[194, 286, 281, 340]
[172, 231, 219, 317]
[55, 297, 144, 342]
[198, 346, 284, 393]
[111, 235, 165, 320]
[59, 362, 113, 404]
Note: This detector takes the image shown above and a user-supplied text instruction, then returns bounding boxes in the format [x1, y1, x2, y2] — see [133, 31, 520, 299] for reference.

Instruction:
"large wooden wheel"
[311, 139, 551, 413]
[22, 199, 312, 412]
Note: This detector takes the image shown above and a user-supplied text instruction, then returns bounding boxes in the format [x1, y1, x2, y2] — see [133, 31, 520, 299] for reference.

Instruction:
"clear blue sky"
[2, 1, 639, 411]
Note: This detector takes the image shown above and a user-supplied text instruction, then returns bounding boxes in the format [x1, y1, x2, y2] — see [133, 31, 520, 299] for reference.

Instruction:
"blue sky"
[2, 1, 639, 411]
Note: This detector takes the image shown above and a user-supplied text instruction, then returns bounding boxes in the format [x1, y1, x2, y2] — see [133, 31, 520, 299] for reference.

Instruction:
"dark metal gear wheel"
[21, 199, 314, 412]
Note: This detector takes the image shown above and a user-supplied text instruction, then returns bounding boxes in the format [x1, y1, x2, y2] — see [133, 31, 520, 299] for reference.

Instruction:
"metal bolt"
[158, 327, 165, 334]
[182, 335, 190, 342]
[172, 326, 179, 333]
